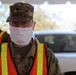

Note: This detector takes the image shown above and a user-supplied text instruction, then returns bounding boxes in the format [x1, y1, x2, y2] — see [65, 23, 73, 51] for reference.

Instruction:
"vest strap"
[1, 43, 8, 75]
[0, 31, 5, 37]
[0, 31, 5, 44]
[37, 43, 43, 75]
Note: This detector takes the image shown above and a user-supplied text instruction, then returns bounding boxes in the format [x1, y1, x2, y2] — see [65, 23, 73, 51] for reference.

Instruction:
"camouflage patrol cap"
[6, 2, 34, 22]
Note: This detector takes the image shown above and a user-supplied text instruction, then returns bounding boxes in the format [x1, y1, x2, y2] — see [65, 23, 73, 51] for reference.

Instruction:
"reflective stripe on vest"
[37, 43, 43, 75]
[0, 31, 5, 44]
[0, 31, 5, 37]
[1, 43, 8, 75]
[0, 32, 6, 75]
[1, 43, 47, 75]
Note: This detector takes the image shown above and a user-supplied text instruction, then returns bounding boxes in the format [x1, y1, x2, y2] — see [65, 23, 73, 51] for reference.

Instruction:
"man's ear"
[33, 21, 36, 29]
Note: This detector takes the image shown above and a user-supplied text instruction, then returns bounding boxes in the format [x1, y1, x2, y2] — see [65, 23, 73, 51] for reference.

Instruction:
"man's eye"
[21, 22, 26, 24]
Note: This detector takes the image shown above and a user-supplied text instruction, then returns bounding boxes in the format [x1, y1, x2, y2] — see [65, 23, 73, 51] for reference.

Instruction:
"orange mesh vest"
[0, 43, 47, 75]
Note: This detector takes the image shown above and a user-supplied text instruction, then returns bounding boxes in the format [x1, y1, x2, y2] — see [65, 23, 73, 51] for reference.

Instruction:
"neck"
[13, 41, 32, 48]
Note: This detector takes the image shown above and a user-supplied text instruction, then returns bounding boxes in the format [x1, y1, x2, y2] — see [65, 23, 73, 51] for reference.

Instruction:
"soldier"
[0, 2, 62, 75]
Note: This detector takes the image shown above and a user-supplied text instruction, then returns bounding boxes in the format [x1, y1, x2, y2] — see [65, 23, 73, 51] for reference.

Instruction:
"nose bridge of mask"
[10, 23, 34, 34]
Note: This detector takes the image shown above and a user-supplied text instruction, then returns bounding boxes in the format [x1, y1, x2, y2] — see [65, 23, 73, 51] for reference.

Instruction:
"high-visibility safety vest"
[0, 31, 5, 44]
[0, 43, 47, 75]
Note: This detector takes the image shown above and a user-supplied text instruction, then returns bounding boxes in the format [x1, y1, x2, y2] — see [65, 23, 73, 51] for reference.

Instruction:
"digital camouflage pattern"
[6, 2, 34, 22]
[9, 39, 62, 75]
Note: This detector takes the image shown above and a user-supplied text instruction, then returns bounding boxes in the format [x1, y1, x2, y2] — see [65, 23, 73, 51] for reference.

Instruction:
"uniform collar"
[10, 38, 36, 59]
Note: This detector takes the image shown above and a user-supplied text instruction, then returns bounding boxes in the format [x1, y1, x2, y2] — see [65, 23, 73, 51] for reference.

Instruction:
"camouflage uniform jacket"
[7, 38, 62, 75]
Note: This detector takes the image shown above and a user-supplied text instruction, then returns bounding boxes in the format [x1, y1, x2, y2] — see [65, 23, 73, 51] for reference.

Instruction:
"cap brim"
[6, 16, 32, 22]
